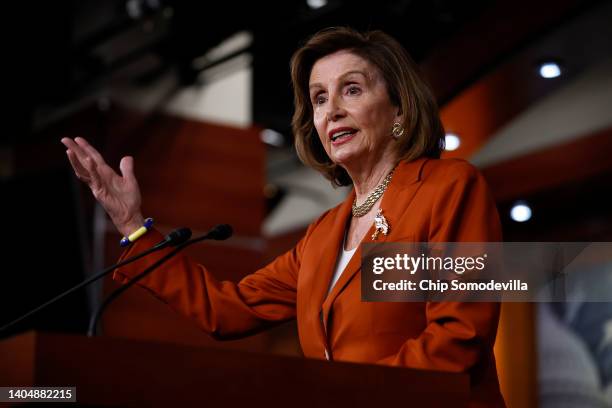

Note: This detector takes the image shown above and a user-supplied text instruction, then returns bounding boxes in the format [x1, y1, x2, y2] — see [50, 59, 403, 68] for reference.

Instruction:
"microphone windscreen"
[166, 227, 192, 246]
[209, 224, 233, 240]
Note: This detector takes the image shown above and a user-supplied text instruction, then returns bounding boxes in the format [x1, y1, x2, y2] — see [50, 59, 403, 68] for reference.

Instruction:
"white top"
[327, 232, 357, 295]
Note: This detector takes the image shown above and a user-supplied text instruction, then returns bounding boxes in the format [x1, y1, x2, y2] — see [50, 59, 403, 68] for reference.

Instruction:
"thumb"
[119, 156, 136, 182]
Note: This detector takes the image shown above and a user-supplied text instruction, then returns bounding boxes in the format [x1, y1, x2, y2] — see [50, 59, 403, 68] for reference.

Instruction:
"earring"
[392, 122, 404, 139]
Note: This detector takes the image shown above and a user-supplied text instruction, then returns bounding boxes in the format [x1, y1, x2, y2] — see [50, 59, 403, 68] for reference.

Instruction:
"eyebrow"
[309, 70, 369, 91]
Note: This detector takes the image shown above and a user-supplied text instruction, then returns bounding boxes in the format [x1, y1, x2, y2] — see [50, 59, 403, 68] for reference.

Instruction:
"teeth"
[332, 130, 355, 141]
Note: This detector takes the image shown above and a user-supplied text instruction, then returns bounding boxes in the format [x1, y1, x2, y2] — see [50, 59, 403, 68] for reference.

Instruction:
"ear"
[394, 108, 403, 123]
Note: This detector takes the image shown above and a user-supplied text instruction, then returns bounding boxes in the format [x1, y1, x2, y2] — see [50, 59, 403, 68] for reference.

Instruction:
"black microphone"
[154, 227, 193, 249]
[87, 224, 233, 336]
[0, 227, 192, 335]
[204, 224, 233, 241]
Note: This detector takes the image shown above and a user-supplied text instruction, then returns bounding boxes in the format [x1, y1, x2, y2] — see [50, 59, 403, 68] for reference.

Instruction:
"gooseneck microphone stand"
[87, 224, 233, 337]
[0, 227, 193, 335]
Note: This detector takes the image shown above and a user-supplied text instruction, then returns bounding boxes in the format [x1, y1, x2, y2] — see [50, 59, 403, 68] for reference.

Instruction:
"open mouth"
[331, 129, 358, 142]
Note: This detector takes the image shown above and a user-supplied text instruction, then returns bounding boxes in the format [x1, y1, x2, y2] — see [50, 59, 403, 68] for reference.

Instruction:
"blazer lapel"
[306, 191, 354, 345]
[321, 158, 429, 329]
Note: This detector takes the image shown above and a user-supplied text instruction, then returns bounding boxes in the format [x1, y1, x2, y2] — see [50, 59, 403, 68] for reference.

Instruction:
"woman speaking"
[62, 27, 505, 407]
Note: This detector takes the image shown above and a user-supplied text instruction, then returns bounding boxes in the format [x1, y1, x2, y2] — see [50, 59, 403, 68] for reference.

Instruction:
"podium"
[0, 331, 468, 407]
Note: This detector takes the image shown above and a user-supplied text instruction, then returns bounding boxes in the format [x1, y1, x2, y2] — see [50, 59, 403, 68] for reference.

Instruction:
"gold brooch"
[371, 209, 390, 240]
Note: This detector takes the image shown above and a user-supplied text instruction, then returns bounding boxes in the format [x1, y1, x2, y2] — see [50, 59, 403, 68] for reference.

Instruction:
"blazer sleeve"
[112, 220, 316, 340]
[378, 160, 502, 372]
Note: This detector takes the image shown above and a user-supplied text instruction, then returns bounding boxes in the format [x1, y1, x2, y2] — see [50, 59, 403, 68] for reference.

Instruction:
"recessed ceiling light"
[260, 129, 285, 147]
[444, 133, 461, 151]
[307, 0, 327, 9]
[539, 62, 562, 79]
[510, 202, 532, 222]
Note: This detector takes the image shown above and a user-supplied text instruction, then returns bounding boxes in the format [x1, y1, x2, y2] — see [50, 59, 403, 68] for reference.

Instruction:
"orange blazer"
[114, 157, 505, 407]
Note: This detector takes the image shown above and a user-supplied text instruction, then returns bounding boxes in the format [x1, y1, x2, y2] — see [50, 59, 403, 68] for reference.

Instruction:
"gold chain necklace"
[352, 168, 395, 217]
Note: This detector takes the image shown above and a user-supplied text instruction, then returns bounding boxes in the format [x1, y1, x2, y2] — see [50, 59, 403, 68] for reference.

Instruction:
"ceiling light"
[444, 133, 461, 151]
[126, 0, 142, 19]
[307, 0, 327, 10]
[510, 202, 532, 222]
[261, 129, 285, 147]
[539, 62, 562, 79]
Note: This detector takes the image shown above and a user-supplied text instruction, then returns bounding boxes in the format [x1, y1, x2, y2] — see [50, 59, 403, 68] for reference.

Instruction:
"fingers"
[61, 137, 106, 170]
[62, 137, 96, 183]
[61, 138, 133, 195]
[66, 150, 91, 182]
[61, 137, 89, 164]
[82, 156, 102, 191]
[74, 137, 106, 167]
[119, 156, 136, 184]
[61, 137, 95, 181]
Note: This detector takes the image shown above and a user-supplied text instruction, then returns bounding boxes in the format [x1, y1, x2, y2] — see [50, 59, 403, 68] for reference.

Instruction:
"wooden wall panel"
[481, 127, 612, 203]
[97, 108, 303, 356]
[107, 113, 265, 237]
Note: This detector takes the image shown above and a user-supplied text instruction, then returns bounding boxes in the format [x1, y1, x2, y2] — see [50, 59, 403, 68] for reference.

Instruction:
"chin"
[333, 144, 365, 162]
[330, 153, 359, 168]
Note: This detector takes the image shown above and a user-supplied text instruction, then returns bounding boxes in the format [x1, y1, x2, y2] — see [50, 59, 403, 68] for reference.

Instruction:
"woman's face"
[309, 50, 401, 168]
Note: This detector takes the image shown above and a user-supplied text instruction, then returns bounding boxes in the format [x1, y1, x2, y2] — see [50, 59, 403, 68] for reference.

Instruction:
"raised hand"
[61, 137, 144, 237]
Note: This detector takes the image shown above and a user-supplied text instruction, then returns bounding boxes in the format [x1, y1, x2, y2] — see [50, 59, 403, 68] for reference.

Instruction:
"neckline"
[342, 219, 356, 253]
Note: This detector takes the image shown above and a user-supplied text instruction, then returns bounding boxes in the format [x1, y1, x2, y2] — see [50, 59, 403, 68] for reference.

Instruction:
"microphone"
[0, 227, 192, 335]
[87, 224, 233, 336]
[201, 223, 233, 241]
[154, 227, 193, 249]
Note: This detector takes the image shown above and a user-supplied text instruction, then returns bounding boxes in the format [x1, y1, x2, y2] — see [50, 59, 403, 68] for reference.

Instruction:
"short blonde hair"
[290, 27, 444, 186]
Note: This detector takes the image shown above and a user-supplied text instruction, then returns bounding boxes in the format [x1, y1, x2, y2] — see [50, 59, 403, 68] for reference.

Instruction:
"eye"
[346, 85, 361, 96]
[313, 94, 327, 105]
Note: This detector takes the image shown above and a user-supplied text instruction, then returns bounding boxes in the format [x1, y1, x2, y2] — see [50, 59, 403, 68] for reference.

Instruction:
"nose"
[326, 93, 346, 122]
